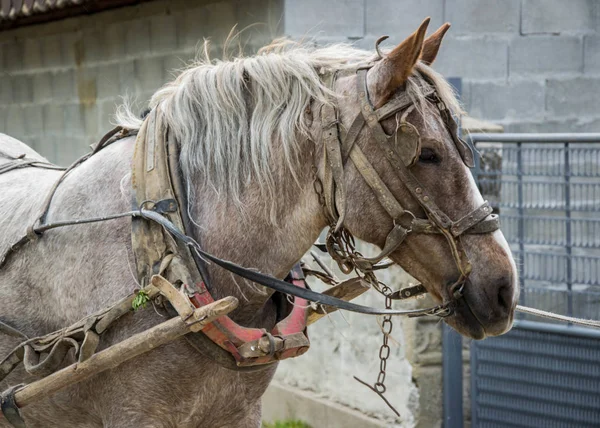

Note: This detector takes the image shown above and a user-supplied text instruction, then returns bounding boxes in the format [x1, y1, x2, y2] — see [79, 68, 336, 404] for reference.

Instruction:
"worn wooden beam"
[306, 278, 370, 325]
[7, 296, 238, 411]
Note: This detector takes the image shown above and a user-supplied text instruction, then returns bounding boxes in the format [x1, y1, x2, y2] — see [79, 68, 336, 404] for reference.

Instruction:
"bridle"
[315, 65, 499, 308]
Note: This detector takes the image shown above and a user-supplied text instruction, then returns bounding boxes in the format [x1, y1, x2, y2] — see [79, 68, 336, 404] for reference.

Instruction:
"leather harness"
[0, 62, 500, 391]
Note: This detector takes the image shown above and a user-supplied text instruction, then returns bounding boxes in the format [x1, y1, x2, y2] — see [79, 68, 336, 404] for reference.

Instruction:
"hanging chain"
[375, 285, 393, 393]
[354, 283, 400, 417]
[312, 156, 399, 417]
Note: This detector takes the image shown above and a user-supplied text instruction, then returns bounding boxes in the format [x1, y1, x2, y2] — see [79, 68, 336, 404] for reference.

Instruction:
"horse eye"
[419, 148, 440, 164]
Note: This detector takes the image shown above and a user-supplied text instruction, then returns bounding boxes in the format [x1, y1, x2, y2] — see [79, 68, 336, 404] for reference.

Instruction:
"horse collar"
[130, 108, 310, 370]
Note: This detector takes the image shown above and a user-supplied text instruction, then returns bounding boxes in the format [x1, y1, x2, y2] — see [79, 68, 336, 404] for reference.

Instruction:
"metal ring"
[138, 199, 157, 210]
[395, 211, 416, 231]
[262, 332, 276, 357]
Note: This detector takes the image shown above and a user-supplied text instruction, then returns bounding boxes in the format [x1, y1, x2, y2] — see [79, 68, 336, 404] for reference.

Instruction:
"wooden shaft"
[12, 296, 238, 409]
[306, 278, 369, 325]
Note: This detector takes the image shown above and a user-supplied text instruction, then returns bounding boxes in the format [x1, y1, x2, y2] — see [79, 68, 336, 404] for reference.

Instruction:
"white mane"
[116, 39, 461, 203]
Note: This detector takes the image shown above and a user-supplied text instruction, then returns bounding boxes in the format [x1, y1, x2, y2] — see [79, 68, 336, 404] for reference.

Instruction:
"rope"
[516, 305, 600, 329]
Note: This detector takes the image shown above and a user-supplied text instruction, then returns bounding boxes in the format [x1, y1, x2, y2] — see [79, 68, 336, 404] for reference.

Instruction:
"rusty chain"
[354, 283, 400, 417]
[375, 285, 393, 393]
[312, 161, 400, 417]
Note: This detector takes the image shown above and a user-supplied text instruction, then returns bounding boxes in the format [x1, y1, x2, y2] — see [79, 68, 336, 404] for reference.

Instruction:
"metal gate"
[467, 133, 600, 428]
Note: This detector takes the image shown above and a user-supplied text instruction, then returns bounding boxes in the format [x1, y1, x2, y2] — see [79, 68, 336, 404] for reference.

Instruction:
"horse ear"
[421, 23, 451, 65]
[367, 17, 430, 109]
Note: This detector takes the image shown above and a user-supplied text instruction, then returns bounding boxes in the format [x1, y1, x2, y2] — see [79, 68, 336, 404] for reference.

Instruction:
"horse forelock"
[114, 39, 461, 206]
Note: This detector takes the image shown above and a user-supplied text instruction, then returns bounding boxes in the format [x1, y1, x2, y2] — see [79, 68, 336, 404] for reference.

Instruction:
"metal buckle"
[1, 384, 26, 428]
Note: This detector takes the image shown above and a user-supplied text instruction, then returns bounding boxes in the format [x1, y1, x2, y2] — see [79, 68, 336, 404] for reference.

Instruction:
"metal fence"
[468, 133, 600, 428]
[471, 321, 600, 428]
[472, 133, 600, 320]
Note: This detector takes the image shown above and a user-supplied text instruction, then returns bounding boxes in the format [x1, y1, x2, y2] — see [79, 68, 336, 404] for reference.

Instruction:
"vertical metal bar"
[472, 135, 481, 187]
[443, 324, 464, 428]
[517, 142, 525, 309]
[564, 142, 573, 317]
[470, 340, 479, 428]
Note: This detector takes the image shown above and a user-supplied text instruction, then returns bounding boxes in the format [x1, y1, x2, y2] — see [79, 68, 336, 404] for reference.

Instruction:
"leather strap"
[353, 223, 408, 270]
[375, 87, 435, 122]
[322, 103, 347, 231]
[348, 144, 405, 220]
[450, 202, 494, 237]
[0, 159, 62, 175]
[22, 338, 79, 378]
[341, 113, 366, 162]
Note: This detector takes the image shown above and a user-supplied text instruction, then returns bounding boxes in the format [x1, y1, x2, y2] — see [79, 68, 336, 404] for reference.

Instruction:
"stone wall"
[0, 0, 283, 165]
[284, 0, 600, 133]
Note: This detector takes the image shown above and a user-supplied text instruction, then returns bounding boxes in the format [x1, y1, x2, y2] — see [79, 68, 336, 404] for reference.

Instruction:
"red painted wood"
[189, 278, 310, 366]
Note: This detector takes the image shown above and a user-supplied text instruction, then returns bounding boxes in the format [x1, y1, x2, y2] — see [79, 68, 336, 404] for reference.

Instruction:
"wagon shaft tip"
[189, 296, 239, 326]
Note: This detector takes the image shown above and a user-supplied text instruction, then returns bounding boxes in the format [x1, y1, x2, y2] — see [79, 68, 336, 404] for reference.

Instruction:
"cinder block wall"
[3, 0, 598, 164]
[0, 0, 282, 166]
[284, 0, 600, 133]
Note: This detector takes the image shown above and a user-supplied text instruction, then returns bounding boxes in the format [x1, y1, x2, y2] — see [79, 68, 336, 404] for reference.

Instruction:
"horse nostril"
[497, 280, 513, 312]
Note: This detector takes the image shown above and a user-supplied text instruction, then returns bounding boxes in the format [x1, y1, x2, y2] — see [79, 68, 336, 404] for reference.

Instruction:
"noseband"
[316, 66, 499, 306]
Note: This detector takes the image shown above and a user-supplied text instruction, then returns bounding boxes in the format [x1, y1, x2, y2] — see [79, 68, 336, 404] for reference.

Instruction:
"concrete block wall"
[0, 0, 283, 165]
[284, 0, 600, 133]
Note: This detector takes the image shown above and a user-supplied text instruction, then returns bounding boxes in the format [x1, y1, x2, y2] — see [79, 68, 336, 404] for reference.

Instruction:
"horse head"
[315, 19, 518, 339]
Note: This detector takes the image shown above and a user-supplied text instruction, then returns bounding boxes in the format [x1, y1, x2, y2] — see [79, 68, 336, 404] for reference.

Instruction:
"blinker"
[454, 136, 475, 168]
[396, 121, 421, 167]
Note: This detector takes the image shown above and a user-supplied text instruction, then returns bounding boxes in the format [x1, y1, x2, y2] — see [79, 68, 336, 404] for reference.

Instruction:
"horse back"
[0, 133, 63, 259]
[0, 133, 51, 165]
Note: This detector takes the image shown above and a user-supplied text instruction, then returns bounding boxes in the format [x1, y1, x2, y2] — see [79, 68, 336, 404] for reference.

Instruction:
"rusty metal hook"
[354, 376, 400, 417]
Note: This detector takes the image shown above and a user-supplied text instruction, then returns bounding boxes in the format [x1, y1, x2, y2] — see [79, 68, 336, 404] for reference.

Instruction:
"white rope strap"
[516, 305, 600, 329]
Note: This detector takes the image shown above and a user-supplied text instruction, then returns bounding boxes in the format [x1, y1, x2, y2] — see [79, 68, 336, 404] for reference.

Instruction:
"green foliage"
[262, 420, 311, 428]
[132, 289, 151, 311]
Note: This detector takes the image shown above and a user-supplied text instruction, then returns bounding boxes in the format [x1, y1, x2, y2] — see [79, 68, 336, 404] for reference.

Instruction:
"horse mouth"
[445, 297, 487, 340]
[443, 279, 516, 340]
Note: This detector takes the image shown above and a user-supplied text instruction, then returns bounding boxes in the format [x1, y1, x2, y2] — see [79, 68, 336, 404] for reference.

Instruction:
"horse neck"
[186, 140, 326, 324]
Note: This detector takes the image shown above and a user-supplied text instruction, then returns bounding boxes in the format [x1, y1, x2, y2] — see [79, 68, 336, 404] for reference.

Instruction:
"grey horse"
[0, 21, 517, 427]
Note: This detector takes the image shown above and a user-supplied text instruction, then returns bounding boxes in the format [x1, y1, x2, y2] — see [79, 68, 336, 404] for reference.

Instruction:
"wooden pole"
[306, 278, 369, 325]
[7, 296, 238, 410]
